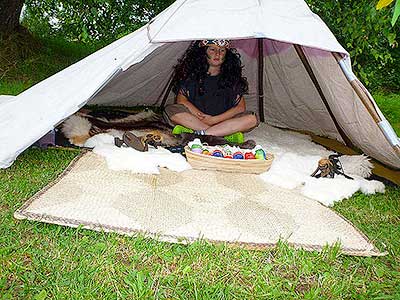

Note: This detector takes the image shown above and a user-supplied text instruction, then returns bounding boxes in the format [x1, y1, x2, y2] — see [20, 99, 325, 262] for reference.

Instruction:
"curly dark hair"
[172, 41, 248, 97]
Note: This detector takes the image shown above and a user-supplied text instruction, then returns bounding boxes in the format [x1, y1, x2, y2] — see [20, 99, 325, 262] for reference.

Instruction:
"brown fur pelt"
[60, 108, 256, 149]
[60, 108, 178, 147]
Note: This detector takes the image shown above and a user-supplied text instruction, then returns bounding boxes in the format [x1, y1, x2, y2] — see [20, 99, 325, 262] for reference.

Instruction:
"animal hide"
[61, 109, 177, 147]
[60, 108, 256, 149]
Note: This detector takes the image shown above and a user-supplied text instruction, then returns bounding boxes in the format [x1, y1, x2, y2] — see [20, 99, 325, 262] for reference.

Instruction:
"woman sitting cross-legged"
[164, 39, 259, 144]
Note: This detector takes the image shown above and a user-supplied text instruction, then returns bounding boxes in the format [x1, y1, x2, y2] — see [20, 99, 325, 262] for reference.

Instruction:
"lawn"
[0, 35, 399, 299]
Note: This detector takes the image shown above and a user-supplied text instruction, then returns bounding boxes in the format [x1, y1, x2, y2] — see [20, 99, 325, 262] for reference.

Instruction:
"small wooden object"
[184, 146, 274, 174]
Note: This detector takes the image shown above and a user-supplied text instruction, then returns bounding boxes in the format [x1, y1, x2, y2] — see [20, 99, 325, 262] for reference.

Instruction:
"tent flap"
[1, 0, 399, 170]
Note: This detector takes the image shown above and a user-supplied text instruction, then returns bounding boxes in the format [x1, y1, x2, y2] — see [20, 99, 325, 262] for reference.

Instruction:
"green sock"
[224, 132, 244, 144]
[172, 125, 194, 135]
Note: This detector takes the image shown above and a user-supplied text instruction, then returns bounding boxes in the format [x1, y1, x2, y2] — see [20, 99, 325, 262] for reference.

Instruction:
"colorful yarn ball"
[232, 152, 244, 159]
[244, 152, 255, 159]
[191, 147, 203, 154]
[202, 149, 211, 155]
[254, 149, 266, 160]
[212, 150, 224, 157]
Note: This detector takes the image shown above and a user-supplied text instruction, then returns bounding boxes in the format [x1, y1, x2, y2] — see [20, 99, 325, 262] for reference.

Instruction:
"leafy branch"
[376, 0, 400, 25]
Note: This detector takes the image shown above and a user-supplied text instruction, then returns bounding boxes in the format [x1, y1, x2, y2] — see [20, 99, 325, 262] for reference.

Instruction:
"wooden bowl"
[184, 146, 274, 174]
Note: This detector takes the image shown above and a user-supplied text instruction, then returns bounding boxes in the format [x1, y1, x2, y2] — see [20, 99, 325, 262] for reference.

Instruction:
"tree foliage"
[306, 0, 399, 91]
[23, 0, 175, 43]
[376, 0, 400, 25]
[20, 0, 400, 91]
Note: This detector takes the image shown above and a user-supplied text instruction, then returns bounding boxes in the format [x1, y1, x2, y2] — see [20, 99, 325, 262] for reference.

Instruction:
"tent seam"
[148, 0, 191, 42]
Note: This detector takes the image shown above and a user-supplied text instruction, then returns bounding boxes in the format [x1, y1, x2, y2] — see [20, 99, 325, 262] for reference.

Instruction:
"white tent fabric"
[0, 26, 162, 168]
[1, 0, 399, 169]
[147, 0, 348, 54]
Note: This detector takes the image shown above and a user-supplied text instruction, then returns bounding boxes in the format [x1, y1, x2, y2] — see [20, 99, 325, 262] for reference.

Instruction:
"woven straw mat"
[15, 151, 383, 256]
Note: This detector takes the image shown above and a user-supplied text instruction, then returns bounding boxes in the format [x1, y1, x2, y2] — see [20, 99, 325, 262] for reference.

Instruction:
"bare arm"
[176, 91, 205, 119]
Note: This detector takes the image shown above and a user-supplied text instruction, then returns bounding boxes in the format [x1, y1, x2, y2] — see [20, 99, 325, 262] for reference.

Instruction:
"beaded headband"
[199, 39, 231, 48]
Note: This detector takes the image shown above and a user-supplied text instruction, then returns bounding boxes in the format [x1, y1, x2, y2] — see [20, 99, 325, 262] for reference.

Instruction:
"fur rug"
[61, 109, 174, 146]
[61, 109, 255, 149]
[60, 110, 385, 206]
[245, 125, 384, 205]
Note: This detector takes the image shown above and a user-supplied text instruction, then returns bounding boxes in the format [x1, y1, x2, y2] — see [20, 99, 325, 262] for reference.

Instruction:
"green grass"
[0, 32, 101, 95]
[1, 148, 399, 299]
[1, 34, 400, 299]
[375, 93, 400, 136]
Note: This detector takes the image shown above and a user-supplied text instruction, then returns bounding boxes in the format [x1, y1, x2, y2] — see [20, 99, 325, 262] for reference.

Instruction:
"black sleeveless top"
[178, 74, 240, 116]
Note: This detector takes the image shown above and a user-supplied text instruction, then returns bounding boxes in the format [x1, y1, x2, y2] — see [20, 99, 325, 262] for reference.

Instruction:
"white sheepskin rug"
[246, 124, 385, 206]
[84, 132, 191, 174]
[84, 123, 385, 206]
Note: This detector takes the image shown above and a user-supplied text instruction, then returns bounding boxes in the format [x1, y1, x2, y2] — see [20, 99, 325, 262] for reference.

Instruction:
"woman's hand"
[201, 114, 219, 126]
[196, 111, 207, 120]
[195, 112, 218, 126]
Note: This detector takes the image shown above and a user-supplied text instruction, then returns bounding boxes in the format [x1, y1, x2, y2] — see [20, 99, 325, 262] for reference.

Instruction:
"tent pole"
[159, 71, 175, 109]
[293, 44, 354, 148]
[332, 52, 400, 157]
[257, 39, 265, 122]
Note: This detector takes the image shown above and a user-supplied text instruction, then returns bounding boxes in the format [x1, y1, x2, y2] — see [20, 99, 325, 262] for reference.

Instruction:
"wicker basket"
[184, 146, 274, 174]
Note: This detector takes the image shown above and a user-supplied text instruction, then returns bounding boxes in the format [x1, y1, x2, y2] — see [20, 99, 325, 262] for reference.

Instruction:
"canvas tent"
[1, 0, 399, 170]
